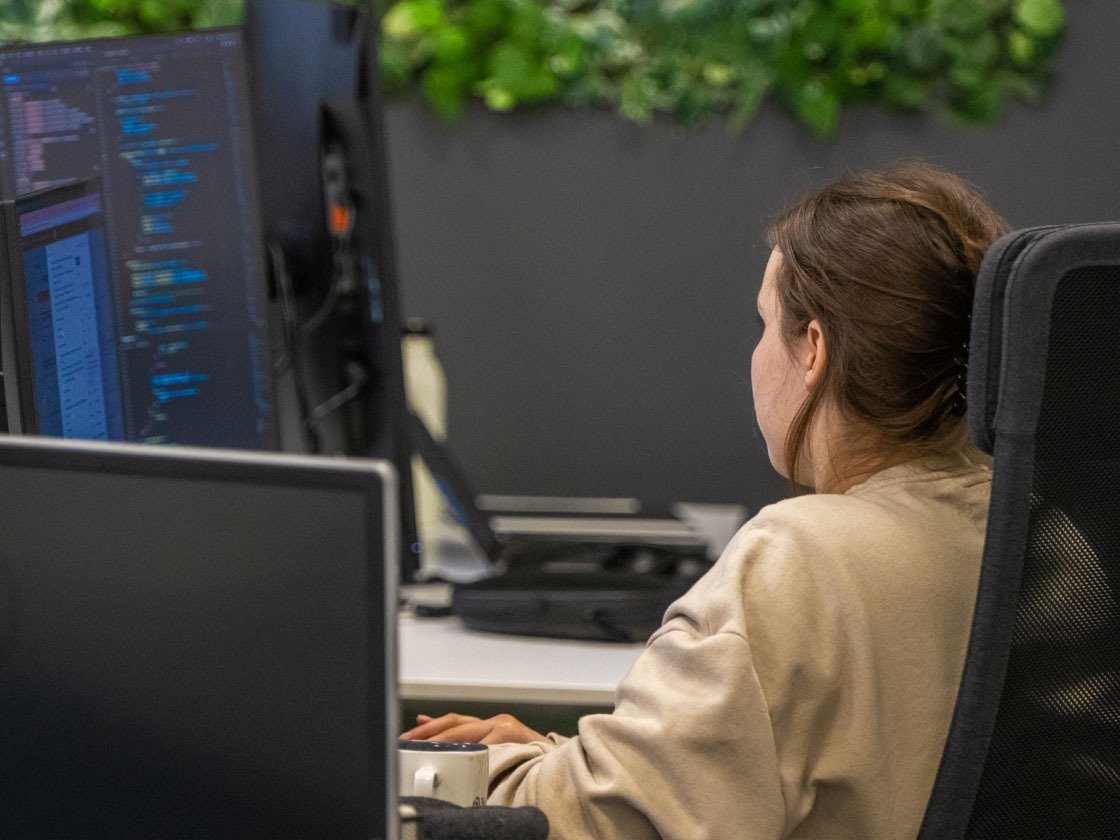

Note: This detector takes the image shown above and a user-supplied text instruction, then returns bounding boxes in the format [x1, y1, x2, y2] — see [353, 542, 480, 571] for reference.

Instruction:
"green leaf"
[379, 42, 419, 93]
[702, 62, 735, 87]
[1007, 29, 1036, 67]
[422, 63, 470, 121]
[793, 78, 842, 136]
[886, 0, 923, 16]
[618, 72, 658, 123]
[897, 26, 942, 74]
[382, 0, 446, 39]
[1014, 0, 1064, 38]
[852, 12, 895, 50]
[834, 0, 873, 16]
[433, 26, 471, 62]
[948, 80, 1003, 124]
[547, 34, 585, 77]
[931, 0, 994, 37]
[727, 68, 772, 132]
[481, 84, 517, 111]
[880, 74, 931, 111]
[487, 41, 559, 102]
[463, 0, 508, 37]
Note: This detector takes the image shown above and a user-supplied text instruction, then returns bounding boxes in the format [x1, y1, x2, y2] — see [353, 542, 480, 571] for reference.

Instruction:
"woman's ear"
[803, 319, 826, 390]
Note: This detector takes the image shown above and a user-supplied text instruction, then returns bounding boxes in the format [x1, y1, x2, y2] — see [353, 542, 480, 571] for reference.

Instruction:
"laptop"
[408, 411, 707, 566]
[0, 436, 398, 839]
[408, 412, 713, 642]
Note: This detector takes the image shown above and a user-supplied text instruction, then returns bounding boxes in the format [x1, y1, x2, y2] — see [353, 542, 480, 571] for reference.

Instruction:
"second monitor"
[0, 29, 275, 448]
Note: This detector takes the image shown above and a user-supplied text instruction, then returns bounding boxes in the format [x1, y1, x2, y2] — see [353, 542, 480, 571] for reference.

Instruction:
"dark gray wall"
[383, 0, 1120, 517]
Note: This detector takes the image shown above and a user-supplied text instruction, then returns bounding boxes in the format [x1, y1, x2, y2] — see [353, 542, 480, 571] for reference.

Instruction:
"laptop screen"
[0, 436, 398, 839]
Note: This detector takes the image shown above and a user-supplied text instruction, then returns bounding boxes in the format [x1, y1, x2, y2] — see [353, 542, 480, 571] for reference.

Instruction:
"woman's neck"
[814, 455, 909, 494]
[806, 413, 970, 494]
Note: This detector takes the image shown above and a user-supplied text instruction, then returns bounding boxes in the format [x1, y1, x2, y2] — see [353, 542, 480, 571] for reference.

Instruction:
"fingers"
[428, 720, 499, 743]
[400, 713, 480, 741]
[400, 712, 546, 745]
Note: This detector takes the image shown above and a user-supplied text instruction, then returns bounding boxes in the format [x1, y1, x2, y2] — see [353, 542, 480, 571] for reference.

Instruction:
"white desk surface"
[398, 612, 645, 706]
[398, 503, 747, 707]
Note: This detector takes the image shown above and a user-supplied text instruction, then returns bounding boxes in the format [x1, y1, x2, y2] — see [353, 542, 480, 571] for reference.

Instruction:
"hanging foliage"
[1, 0, 1067, 137]
[378, 0, 1067, 135]
[0, 0, 244, 42]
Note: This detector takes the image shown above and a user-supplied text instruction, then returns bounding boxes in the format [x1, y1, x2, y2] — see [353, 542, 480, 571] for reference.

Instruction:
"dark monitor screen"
[0, 435, 398, 839]
[0, 30, 276, 448]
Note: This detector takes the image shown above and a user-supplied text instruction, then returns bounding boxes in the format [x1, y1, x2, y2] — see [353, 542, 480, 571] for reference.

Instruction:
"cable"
[268, 238, 321, 453]
[309, 360, 368, 425]
[300, 136, 356, 340]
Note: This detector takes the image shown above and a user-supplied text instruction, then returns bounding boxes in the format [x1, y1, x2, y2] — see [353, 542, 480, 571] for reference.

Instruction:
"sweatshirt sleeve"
[483, 549, 787, 840]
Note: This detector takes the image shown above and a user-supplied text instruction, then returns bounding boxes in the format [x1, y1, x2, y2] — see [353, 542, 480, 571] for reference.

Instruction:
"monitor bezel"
[0, 433, 400, 839]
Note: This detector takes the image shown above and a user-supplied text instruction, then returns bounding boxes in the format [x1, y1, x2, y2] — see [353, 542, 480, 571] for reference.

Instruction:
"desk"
[399, 613, 645, 706]
[399, 503, 747, 708]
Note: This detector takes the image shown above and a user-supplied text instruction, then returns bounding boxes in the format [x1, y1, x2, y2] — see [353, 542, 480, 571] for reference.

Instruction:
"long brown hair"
[766, 161, 1010, 488]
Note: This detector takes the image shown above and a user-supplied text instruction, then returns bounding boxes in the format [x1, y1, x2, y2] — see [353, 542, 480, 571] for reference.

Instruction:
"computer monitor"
[0, 29, 276, 448]
[0, 178, 120, 437]
[0, 435, 398, 839]
[244, 0, 421, 579]
[243, 0, 366, 294]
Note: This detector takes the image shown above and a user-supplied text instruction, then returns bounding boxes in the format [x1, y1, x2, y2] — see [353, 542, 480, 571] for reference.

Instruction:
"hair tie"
[950, 339, 969, 416]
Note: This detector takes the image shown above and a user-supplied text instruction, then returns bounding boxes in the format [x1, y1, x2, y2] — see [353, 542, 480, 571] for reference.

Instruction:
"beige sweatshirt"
[486, 452, 992, 839]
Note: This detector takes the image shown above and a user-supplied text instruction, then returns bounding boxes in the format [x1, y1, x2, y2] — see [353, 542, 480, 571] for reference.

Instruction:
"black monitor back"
[244, 0, 421, 579]
[0, 436, 398, 839]
[243, 0, 367, 294]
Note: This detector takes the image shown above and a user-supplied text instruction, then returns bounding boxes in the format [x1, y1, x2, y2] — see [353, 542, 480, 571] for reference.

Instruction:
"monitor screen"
[0, 435, 398, 839]
[0, 30, 276, 448]
[0, 178, 122, 438]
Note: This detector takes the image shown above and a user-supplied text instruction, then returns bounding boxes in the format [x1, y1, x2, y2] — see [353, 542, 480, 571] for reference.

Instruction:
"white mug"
[398, 741, 488, 807]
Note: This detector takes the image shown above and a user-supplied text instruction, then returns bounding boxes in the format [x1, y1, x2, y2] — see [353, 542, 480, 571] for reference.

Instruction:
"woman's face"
[751, 249, 809, 479]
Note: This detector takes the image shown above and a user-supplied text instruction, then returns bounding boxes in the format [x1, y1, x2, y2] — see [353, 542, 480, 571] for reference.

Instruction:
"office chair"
[917, 223, 1120, 838]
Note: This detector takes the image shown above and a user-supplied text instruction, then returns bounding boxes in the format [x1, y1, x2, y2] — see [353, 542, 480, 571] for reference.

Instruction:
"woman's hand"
[401, 713, 546, 745]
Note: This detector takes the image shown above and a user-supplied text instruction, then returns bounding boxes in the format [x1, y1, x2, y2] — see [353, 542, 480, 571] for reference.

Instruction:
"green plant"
[0, 0, 245, 43]
[378, 0, 1067, 135]
[1, 0, 1066, 137]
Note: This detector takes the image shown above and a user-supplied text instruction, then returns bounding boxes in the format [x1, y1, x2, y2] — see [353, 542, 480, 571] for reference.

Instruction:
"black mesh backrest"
[966, 265, 1120, 837]
[919, 227, 1120, 840]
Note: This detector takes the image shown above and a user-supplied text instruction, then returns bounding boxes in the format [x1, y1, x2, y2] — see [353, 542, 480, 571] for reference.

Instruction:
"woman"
[402, 162, 1010, 839]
